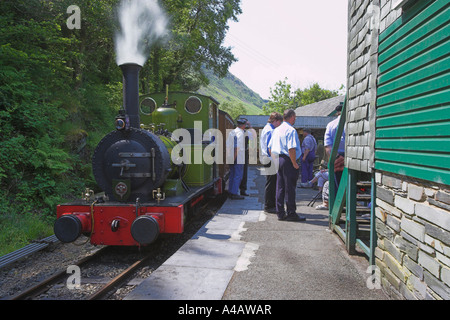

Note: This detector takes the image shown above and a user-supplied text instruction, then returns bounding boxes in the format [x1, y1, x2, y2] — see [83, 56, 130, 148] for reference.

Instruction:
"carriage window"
[184, 96, 202, 114]
[140, 97, 157, 115]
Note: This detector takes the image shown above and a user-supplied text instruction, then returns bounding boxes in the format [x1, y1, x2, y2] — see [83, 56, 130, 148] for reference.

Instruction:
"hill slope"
[197, 69, 266, 115]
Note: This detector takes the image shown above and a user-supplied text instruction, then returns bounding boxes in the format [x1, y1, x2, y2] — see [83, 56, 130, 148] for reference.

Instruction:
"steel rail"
[87, 253, 152, 300]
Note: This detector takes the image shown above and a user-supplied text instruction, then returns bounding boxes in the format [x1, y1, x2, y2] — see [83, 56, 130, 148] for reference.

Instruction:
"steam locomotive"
[54, 63, 234, 246]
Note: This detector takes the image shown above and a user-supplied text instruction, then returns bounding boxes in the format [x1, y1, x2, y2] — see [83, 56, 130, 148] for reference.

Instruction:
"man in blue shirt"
[260, 112, 283, 213]
[324, 103, 345, 156]
[269, 109, 306, 222]
[301, 128, 317, 183]
[324, 102, 345, 189]
[227, 119, 247, 199]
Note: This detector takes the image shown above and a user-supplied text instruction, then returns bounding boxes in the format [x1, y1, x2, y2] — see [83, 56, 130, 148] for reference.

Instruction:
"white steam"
[115, 0, 168, 66]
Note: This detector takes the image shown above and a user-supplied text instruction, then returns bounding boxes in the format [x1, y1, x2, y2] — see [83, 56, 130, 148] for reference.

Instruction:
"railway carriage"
[54, 63, 234, 247]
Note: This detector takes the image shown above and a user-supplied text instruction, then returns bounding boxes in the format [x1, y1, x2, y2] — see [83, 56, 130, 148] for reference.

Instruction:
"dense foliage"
[1, 0, 122, 218]
[263, 78, 342, 115]
[0, 0, 241, 251]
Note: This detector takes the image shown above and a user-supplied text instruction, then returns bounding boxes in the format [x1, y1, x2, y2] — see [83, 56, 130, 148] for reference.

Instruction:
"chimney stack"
[120, 63, 142, 128]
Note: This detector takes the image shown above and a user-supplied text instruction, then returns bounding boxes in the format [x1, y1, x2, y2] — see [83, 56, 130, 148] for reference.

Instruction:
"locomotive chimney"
[120, 63, 142, 128]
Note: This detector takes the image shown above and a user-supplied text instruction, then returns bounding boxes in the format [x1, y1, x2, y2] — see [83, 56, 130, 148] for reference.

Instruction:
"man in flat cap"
[226, 118, 247, 199]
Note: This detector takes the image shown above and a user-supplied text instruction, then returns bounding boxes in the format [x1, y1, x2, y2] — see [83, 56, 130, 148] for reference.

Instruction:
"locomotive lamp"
[82, 188, 94, 202]
[152, 188, 165, 204]
[115, 110, 127, 130]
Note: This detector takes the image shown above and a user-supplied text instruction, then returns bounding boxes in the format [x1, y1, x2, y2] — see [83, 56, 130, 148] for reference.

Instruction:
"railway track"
[88, 250, 153, 300]
[9, 241, 168, 300]
[10, 247, 105, 300]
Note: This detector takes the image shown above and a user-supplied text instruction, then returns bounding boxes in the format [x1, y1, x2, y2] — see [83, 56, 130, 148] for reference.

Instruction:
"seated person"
[299, 162, 328, 192]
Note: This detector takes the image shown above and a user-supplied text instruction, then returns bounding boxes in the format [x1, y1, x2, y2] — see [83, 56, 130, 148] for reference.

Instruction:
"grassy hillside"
[197, 69, 266, 116]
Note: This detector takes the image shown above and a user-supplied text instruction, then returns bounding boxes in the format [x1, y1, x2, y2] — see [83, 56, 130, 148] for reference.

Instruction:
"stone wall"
[374, 171, 450, 299]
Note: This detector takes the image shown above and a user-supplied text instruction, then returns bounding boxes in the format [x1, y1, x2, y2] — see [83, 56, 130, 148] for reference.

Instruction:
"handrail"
[326, 95, 376, 261]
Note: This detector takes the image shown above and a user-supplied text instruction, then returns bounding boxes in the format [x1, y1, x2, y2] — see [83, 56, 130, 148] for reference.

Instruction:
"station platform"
[125, 166, 388, 300]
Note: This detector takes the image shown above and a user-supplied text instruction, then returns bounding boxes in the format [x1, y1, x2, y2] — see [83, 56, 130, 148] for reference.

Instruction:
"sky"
[223, 0, 348, 100]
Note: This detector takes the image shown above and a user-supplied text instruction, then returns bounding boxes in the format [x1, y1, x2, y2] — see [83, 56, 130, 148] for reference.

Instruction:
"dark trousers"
[239, 149, 249, 193]
[276, 155, 299, 218]
[239, 162, 248, 193]
[301, 151, 315, 183]
[264, 165, 277, 210]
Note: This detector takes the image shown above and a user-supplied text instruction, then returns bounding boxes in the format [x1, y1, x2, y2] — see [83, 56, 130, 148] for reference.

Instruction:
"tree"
[263, 78, 341, 115]
[144, 0, 242, 92]
[262, 78, 295, 114]
[295, 83, 340, 107]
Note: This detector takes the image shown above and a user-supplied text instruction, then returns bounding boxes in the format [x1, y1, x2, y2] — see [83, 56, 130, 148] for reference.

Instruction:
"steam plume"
[115, 0, 168, 66]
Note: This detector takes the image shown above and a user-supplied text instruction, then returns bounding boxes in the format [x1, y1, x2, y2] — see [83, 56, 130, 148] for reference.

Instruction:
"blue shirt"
[260, 123, 275, 157]
[324, 116, 345, 154]
[226, 127, 245, 164]
[302, 134, 317, 153]
[268, 121, 302, 160]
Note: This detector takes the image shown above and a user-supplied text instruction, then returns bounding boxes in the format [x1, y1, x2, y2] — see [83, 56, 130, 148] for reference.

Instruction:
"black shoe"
[277, 213, 287, 221]
[240, 192, 250, 196]
[264, 207, 276, 214]
[229, 194, 245, 200]
[285, 213, 306, 222]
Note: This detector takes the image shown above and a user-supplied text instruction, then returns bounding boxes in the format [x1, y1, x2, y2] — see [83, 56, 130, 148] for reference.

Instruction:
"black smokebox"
[120, 63, 142, 128]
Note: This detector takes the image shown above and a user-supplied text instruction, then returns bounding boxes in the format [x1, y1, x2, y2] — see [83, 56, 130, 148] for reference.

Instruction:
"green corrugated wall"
[376, 0, 450, 185]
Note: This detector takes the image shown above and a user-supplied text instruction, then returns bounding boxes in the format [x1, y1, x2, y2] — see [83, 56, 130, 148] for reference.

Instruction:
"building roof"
[236, 115, 336, 129]
[295, 95, 345, 117]
[237, 95, 345, 130]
